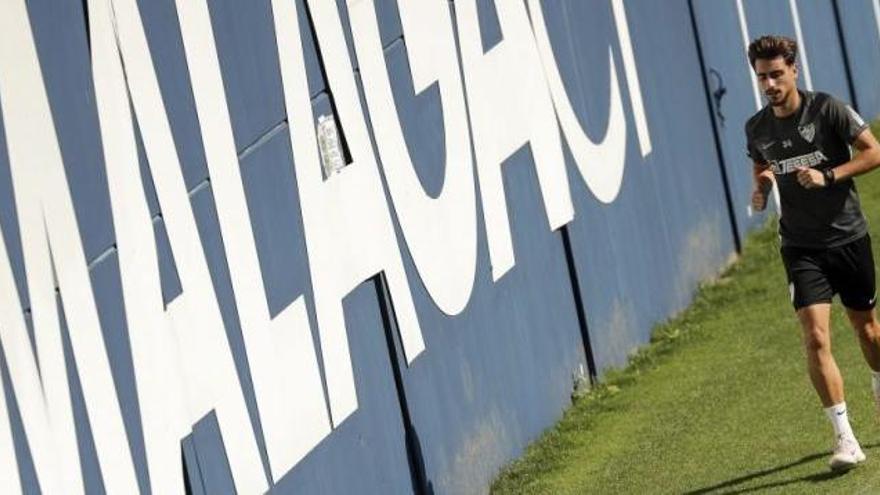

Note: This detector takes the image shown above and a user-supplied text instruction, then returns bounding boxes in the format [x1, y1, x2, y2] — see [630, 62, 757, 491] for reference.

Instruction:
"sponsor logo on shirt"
[769, 150, 829, 174]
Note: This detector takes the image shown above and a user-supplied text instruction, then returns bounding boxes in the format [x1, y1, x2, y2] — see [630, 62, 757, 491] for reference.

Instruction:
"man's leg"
[834, 233, 879, 412]
[797, 303, 865, 469]
[797, 303, 843, 407]
[784, 245, 865, 468]
[845, 307, 880, 414]
[845, 307, 880, 371]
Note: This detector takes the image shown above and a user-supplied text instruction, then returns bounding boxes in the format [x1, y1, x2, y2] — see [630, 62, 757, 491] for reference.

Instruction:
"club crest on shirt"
[799, 123, 815, 143]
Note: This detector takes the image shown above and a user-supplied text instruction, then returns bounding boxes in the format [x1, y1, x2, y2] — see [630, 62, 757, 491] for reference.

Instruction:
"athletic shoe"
[829, 434, 866, 471]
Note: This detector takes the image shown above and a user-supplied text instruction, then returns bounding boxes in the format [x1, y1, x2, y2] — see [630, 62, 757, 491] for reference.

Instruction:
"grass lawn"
[491, 120, 880, 494]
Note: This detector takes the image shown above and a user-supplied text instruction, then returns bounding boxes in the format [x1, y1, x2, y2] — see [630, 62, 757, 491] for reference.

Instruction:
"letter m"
[0, 0, 139, 493]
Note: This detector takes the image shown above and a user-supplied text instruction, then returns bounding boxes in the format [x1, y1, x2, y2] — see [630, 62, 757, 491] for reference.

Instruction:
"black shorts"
[781, 234, 876, 311]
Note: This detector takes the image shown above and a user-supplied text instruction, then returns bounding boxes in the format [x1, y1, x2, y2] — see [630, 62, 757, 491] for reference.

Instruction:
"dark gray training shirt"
[745, 90, 870, 249]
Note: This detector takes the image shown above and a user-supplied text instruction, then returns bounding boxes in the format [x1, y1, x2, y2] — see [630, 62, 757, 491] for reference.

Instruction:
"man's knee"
[802, 325, 831, 353]
[797, 304, 833, 353]
[848, 309, 880, 339]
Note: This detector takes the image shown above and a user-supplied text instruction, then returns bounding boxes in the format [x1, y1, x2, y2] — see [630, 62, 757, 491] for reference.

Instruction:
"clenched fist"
[751, 174, 773, 212]
[795, 167, 825, 189]
[751, 187, 768, 212]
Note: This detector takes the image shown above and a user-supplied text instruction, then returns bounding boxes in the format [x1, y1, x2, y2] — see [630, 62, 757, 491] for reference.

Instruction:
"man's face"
[754, 56, 798, 107]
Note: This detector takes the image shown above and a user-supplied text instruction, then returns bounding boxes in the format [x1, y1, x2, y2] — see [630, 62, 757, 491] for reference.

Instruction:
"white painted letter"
[0, 357, 20, 495]
[0, 1, 138, 492]
[528, 1, 628, 203]
[171, 0, 330, 481]
[272, 0, 426, 426]
[455, 0, 574, 280]
[97, 0, 274, 491]
[89, 0, 193, 492]
[349, 0, 477, 315]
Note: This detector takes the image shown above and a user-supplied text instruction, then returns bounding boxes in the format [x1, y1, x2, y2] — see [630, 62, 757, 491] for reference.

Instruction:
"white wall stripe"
[735, 0, 781, 214]
[736, 0, 762, 110]
[611, 0, 652, 157]
[788, 0, 813, 91]
[874, 0, 880, 40]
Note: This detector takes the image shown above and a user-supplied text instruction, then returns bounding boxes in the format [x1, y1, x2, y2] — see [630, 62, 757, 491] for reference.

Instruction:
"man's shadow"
[683, 442, 879, 494]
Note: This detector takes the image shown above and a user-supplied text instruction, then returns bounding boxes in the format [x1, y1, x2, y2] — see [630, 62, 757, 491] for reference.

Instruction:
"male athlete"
[746, 35, 880, 471]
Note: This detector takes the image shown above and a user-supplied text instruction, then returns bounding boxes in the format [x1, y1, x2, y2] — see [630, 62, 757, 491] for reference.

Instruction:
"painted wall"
[0, 0, 876, 493]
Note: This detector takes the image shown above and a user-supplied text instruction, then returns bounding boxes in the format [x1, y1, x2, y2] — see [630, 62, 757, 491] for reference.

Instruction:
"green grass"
[491, 120, 880, 494]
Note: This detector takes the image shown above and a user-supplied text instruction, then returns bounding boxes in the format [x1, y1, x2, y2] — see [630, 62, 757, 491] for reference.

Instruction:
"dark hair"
[747, 35, 798, 68]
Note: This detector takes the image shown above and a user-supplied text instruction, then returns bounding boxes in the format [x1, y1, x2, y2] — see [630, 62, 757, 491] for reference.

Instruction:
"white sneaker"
[829, 434, 866, 471]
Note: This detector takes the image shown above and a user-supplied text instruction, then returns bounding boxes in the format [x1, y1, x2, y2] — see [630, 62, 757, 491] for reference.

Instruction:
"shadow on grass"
[683, 443, 879, 494]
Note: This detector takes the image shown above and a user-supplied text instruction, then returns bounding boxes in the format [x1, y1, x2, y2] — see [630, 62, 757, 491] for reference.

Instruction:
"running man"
[746, 35, 880, 471]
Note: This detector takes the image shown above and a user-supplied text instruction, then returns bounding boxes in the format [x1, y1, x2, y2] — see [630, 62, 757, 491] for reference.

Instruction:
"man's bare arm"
[797, 129, 880, 189]
[829, 128, 880, 182]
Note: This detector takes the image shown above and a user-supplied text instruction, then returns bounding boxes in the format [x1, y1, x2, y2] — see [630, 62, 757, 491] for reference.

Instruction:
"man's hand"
[796, 167, 825, 189]
[752, 161, 774, 212]
[751, 187, 768, 212]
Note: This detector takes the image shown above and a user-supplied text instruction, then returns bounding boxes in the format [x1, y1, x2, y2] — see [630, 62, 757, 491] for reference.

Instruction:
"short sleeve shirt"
[744, 90, 869, 248]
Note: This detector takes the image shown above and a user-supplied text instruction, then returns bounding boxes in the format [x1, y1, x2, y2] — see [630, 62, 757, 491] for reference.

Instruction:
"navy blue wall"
[551, 0, 736, 373]
[0, 0, 878, 493]
[834, 0, 880, 120]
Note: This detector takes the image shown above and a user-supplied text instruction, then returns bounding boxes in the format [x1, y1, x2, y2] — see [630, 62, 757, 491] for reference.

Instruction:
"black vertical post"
[687, 0, 742, 253]
[560, 226, 598, 383]
[831, 0, 860, 112]
[375, 275, 430, 495]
